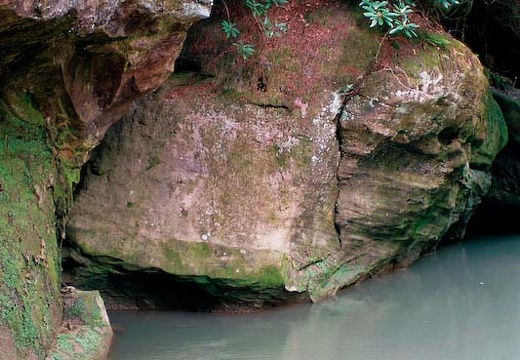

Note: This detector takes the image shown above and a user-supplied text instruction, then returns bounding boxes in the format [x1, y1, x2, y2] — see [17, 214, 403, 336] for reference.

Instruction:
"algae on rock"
[46, 290, 112, 360]
[0, 93, 75, 359]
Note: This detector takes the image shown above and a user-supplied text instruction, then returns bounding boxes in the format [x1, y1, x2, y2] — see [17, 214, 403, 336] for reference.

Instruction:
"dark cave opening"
[465, 138, 520, 236]
[466, 201, 520, 235]
[61, 244, 308, 313]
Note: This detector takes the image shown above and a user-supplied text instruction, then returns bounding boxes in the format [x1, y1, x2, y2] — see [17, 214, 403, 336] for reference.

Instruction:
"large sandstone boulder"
[0, 0, 210, 357]
[66, 1, 507, 309]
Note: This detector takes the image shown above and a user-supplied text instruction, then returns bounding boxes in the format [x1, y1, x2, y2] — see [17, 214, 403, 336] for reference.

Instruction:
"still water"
[108, 235, 520, 360]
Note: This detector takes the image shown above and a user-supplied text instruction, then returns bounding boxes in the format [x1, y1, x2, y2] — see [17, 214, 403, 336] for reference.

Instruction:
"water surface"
[108, 235, 520, 360]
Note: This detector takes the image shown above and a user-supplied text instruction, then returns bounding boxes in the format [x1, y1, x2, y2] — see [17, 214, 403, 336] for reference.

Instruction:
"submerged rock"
[66, 1, 507, 308]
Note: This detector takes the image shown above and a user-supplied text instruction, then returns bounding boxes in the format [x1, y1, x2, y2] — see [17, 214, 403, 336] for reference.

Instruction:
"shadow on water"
[108, 234, 520, 360]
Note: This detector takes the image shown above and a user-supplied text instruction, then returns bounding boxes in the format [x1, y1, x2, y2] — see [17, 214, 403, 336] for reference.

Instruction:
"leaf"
[271, 0, 288, 6]
[245, 0, 268, 16]
[275, 22, 288, 32]
[233, 41, 255, 60]
[221, 20, 240, 39]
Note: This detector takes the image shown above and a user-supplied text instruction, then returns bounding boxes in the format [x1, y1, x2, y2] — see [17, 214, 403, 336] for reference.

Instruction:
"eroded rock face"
[66, 1, 507, 308]
[1, 0, 211, 150]
[0, 0, 210, 357]
[329, 47, 507, 299]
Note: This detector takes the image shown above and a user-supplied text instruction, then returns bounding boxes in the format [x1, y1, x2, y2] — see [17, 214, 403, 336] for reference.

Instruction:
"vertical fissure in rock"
[331, 83, 365, 248]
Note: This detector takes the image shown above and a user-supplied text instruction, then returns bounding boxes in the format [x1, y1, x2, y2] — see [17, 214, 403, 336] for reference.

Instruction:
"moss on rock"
[47, 290, 112, 360]
[0, 96, 66, 358]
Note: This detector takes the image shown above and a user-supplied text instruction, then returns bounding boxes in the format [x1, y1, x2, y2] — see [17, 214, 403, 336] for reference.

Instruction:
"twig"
[222, 0, 231, 22]
[374, 31, 390, 65]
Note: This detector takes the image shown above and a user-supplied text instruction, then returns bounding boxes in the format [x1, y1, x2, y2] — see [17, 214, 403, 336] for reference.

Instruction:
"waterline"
[108, 235, 520, 360]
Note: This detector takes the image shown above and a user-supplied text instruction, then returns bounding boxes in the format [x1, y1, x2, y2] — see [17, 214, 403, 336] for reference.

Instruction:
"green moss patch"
[0, 91, 81, 357]
[470, 92, 508, 167]
[0, 102, 60, 358]
[47, 291, 112, 360]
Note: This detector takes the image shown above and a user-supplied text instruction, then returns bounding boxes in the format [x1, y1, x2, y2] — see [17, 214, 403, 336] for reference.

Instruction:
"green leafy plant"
[435, 0, 460, 9]
[233, 41, 255, 60]
[359, 0, 459, 38]
[221, 20, 240, 39]
[245, 0, 270, 16]
[360, 0, 398, 28]
[220, 0, 288, 59]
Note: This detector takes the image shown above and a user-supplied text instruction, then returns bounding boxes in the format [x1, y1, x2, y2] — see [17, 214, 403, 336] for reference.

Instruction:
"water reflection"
[108, 235, 520, 360]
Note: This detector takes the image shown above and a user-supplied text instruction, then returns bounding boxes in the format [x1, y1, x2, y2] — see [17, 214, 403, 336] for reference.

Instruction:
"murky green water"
[108, 235, 520, 360]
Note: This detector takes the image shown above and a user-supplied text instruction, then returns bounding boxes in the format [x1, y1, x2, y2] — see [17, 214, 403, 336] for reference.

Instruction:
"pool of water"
[108, 234, 520, 360]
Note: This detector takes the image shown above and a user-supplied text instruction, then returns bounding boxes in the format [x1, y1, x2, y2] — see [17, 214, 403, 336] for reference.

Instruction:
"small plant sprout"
[262, 17, 288, 38]
[221, 20, 240, 39]
[233, 41, 255, 60]
[220, 0, 288, 59]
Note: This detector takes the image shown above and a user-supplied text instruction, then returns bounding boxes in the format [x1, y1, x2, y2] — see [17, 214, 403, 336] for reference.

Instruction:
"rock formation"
[65, 0, 507, 311]
[0, 0, 210, 357]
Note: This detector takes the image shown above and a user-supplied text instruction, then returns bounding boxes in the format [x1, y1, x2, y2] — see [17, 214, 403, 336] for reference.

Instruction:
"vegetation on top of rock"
[220, 0, 463, 59]
[220, 0, 288, 59]
[218, 0, 519, 88]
